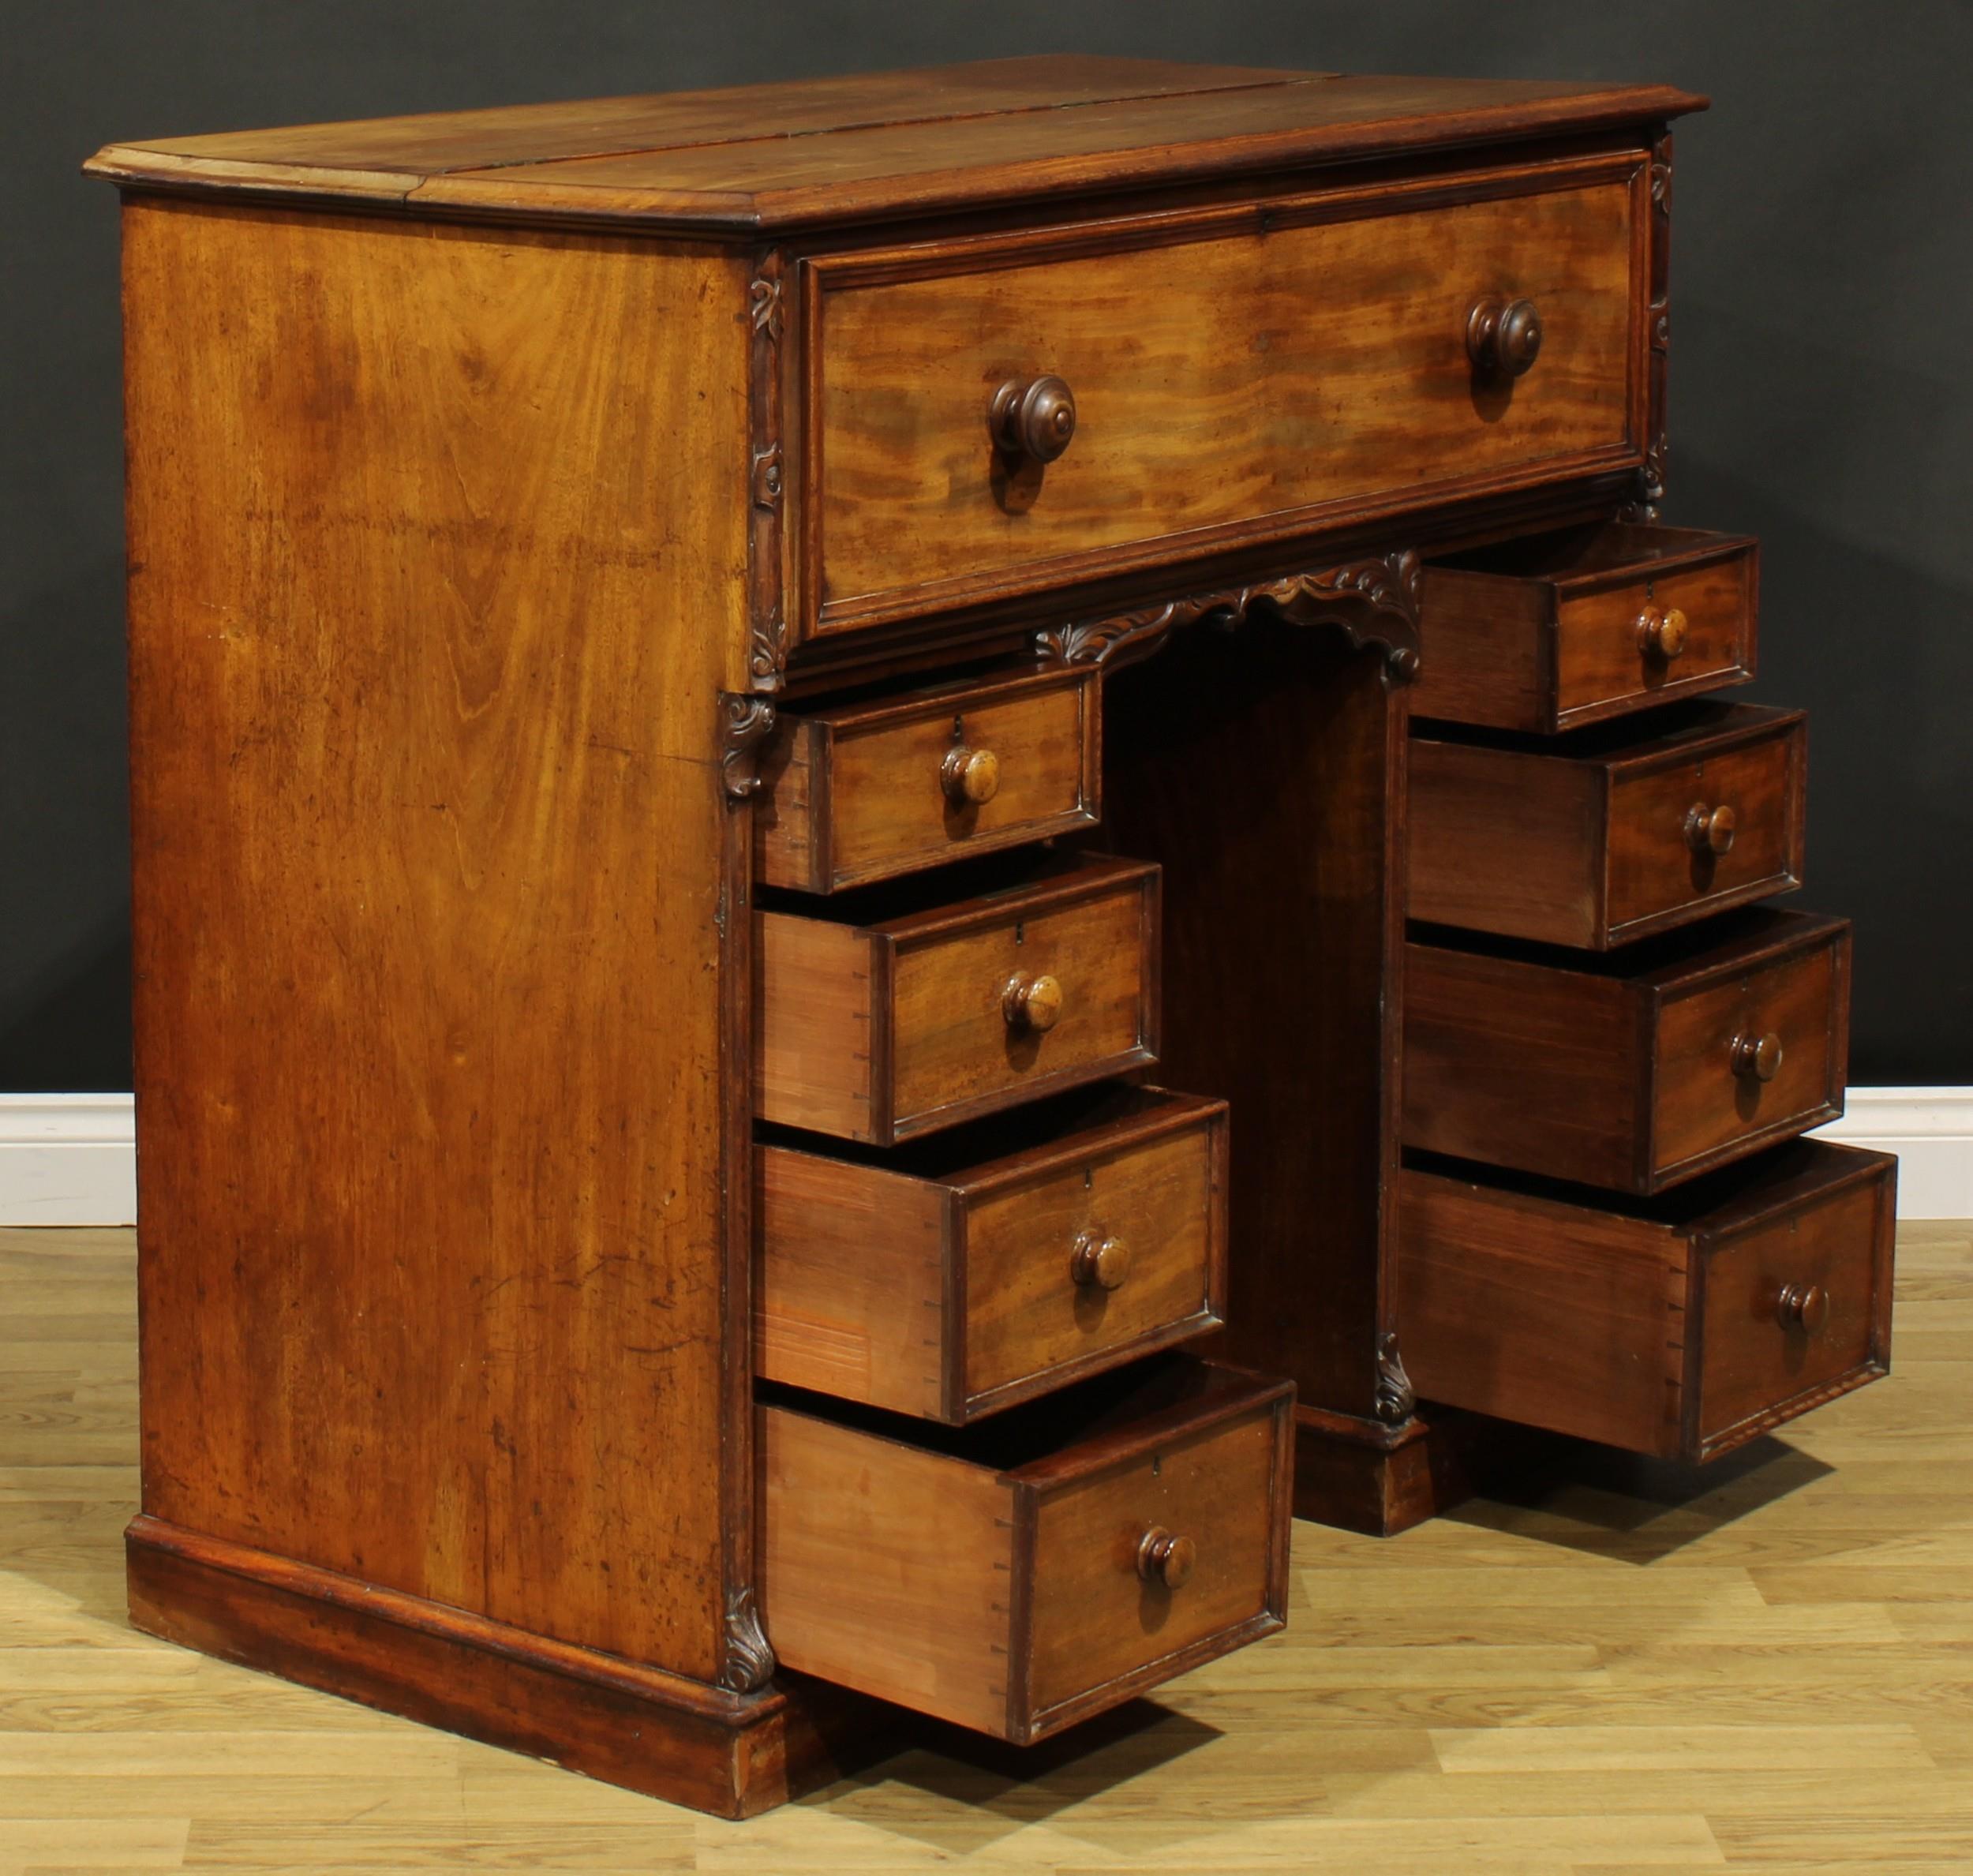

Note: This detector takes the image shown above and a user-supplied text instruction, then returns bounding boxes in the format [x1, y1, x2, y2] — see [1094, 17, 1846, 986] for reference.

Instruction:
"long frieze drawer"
[754, 852, 1159, 1144]
[755, 666, 1101, 893]
[802, 155, 1645, 635]
[1395, 1140, 1896, 1462]
[1414, 522, 1759, 732]
[1410, 701, 1806, 949]
[1405, 908, 1851, 1195]
[758, 1356, 1293, 1743]
[758, 1086, 1227, 1423]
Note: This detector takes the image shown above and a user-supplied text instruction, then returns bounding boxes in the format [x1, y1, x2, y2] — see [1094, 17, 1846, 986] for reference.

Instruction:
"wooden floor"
[3, 1224, 1969, 1873]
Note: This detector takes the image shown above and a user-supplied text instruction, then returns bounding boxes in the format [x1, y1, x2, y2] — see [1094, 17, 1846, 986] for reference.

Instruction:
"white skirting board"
[1812, 1088, 1973, 1221]
[0, 1089, 1967, 1226]
[0, 1095, 137, 1226]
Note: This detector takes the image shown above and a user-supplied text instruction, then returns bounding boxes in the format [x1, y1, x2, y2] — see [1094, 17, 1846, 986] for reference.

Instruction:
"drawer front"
[964, 1101, 1226, 1409]
[1025, 1384, 1281, 1729]
[755, 667, 1100, 892]
[1404, 910, 1851, 1194]
[1653, 926, 1849, 1180]
[1696, 1156, 1893, 1456]
[1397, 1141, 1895, 1461]
[755, 1088, 1227, 1423]
[804, 159, 1643, 634]
[1554, 537, 1758, 728]
[889, 869, 1158, 1137]
[759, 1360, 1293, 1742]
[1604, 714, 1805, 943]
[1416, 523, 1758, 733]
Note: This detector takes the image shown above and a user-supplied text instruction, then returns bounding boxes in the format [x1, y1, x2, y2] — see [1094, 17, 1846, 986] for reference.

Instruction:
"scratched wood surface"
[5, 1219, 1968, 1870]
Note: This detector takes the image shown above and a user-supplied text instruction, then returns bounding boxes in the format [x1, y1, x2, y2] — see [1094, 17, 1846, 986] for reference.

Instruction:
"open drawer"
[1415, 522, 1759, 733]
[758, 1356, 1293, 1743]
[1396, 1140, 1896, 1462]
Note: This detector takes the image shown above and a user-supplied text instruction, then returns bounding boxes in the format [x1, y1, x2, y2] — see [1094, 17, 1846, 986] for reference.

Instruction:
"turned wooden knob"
[989, 374, 1077, 463]
[1732, 1030, 1784, 1083]
[1136, 1526, 1196, 1590]
[1069, 1230, 1129, 1291]
[941, 745, 1000, 805]
[1002, 972, 1064, 1033]
[1684, 802, 1737, 856]
[1466, 296, 1544, 378]
[1776, 1281, 1829, 1335]
[1638, 605, 1690, 661]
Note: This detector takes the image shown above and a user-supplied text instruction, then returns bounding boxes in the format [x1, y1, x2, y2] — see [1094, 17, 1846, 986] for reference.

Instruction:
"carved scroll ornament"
[717, 1583, 776, 1693]
[1373, 1330, 1417, 1425]
[1035, 549, 1423, 685]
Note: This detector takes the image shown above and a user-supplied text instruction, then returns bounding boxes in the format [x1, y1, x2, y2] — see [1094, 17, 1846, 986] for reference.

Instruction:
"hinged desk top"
[84, 55, 1705, 232]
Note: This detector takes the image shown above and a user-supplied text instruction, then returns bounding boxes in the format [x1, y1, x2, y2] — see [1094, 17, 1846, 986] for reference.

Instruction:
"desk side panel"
[120, 198, 750, 1681]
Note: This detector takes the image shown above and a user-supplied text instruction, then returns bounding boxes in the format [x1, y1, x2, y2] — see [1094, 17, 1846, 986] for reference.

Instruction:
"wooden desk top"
[84, 55, 1705, 233]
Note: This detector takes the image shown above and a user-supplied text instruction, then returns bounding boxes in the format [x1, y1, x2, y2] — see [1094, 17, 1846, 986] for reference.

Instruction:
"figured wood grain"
[811, 167, 1641, 630]
[87, 68, 1705, 231]
[751, 914, 876, 1140]
[758, 1405, 1014, 1737]
[1414, 522, 1758, 732]
[1397, 1140, 1896, 1460]
[754, 1148, 949, 1417]
[1410, 702, 1807, 949]
[754, 666, 1099, 892]
[118, 199, 751, 1680]
[1404, 910, 1852, 1193]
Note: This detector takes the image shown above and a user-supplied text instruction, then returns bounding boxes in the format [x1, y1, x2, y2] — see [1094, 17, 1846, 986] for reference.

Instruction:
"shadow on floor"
[800, 1698, 1219, 1849]
[1447, 1429, 1836, 1564]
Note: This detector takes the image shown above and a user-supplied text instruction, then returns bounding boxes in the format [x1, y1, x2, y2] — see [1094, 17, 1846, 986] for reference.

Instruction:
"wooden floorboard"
[2, 1222, 1968, 1870]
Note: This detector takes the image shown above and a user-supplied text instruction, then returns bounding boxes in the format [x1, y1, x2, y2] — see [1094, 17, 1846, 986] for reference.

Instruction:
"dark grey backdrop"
[6, 1, 1969, 1090]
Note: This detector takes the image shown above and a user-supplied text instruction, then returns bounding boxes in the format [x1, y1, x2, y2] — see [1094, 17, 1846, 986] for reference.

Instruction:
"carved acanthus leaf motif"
[721, 695, 778, 800]
[1623, 137, 1675, 524]
[748, 612, 788, 694]
[717, 1584, 775, 1694]
[1372, 1330, 1416, 1426]
[748, 275, 784, 342]
[1035, 549, 1423, 685]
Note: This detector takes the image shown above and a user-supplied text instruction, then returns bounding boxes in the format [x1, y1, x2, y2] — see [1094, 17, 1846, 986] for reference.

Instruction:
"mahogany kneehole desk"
[87, 57, 1894, 1819]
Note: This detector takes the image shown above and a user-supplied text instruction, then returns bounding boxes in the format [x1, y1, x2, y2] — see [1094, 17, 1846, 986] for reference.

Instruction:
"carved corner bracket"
[1035, 550, 1423, 685]
[1372, 1330, 1416, 1426]
[717, 1583, 776, 1694]
[721, 612, 788, 801]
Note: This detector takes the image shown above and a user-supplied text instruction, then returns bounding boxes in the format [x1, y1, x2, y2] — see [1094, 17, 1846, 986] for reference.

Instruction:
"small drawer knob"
[1002, 972, 1064, 1033]
[1466, 296, 1544, 379]
[1732, 1030, 1785, 1083]
[1638, 605, 1690, 661]
[989, 374, 1077, 463]
[1684, 802, 1737, 856]
[1069, 1230, 1130, 1291]
[941, 745, 1000, 806]
[1776, 1281, 1829, 1335]
[1136, 1526, 1196, 1590]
